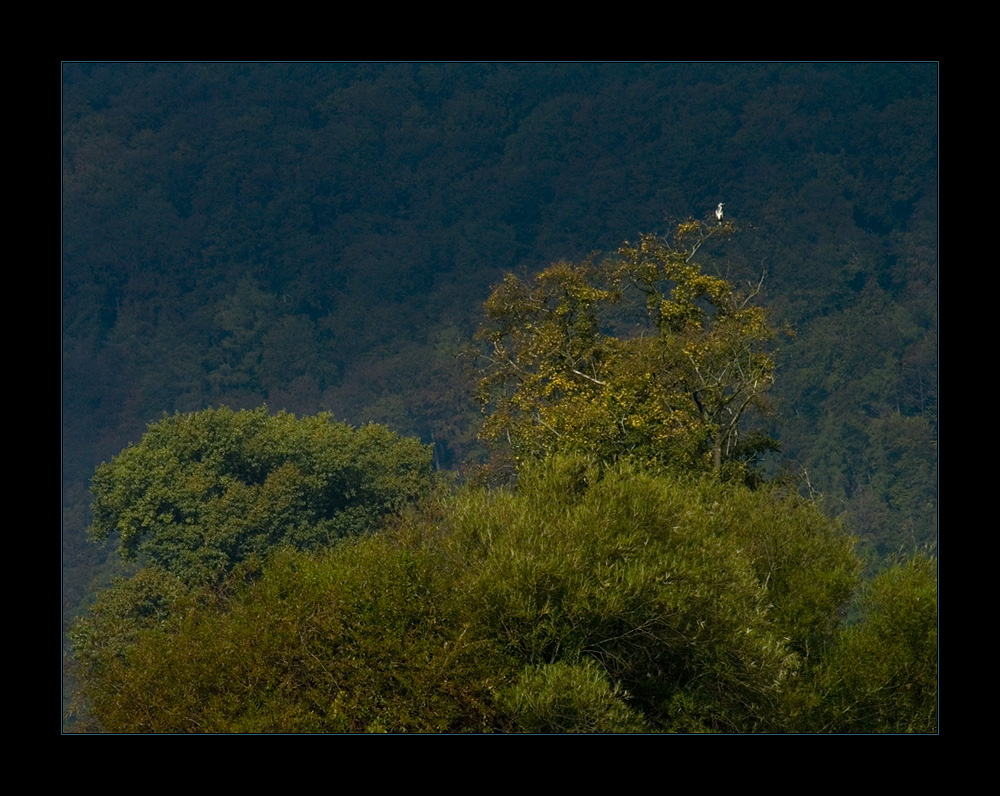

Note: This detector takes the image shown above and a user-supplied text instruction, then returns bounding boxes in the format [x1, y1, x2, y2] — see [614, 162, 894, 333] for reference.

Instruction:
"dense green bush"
[430, 456, 860, 732]
[72, 543, 513, 732]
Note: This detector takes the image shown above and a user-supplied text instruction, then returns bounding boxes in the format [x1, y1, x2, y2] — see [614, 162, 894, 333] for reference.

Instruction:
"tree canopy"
[475, 221, 778, 481]
[88, 406, 432, 584]
[73, 455, 869, 733]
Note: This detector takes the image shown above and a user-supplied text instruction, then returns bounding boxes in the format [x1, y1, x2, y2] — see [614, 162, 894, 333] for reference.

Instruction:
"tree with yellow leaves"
[475, 220, 779, 480]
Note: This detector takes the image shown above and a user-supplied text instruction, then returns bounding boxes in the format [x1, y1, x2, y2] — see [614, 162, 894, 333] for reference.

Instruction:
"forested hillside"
[63, 63, 936, 732]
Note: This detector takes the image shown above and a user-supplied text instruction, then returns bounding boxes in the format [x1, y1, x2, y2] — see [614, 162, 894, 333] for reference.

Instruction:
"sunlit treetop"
[475, 220, 779, 481]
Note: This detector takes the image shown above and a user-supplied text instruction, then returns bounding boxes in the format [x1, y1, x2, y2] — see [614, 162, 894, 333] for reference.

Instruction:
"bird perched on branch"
[715, 202, 725, 223]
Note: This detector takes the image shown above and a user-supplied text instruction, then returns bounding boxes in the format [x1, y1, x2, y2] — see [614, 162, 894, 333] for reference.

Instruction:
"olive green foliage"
[808, 555, 937, 732]
[72, 544, 513, 733]
[497, 660, 649, 733]
[74, 440, 937, 733]
[89, 407, 432, 584]
[424, 455, 860, 732]
[68, 567, 189, 688]
[74, 454, 863, 733]
[476, 223, 777, 480]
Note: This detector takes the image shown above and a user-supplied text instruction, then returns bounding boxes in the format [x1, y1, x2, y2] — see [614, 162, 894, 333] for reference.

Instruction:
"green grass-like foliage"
[71, 543, 512, 732]
[433, 455, 860, 732]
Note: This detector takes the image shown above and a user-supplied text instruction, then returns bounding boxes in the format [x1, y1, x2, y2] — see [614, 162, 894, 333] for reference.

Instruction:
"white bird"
[715, 202, 725, 222]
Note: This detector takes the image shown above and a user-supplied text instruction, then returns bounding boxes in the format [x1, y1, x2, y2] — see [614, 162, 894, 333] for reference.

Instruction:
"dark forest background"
[62, 62, 937, 627]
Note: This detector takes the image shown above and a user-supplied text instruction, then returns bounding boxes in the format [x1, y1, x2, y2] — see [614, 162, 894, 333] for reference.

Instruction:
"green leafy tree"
[806, 554, 937, 732]
[475, 221, 779, 480]
[71, 543, 513, 733]
[89, 406, 432, 584]
[429, 455, 860, 732]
